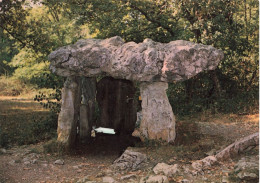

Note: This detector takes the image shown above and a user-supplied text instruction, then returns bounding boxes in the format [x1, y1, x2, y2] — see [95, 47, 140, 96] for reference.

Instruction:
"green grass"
[0, 96, 57, 148]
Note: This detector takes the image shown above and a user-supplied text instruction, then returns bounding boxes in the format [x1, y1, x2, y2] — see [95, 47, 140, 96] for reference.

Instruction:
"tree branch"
[127, 2, 175, 37]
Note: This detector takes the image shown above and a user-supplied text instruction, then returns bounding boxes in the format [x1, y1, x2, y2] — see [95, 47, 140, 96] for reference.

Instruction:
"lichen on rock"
[49, 36, 224, 82]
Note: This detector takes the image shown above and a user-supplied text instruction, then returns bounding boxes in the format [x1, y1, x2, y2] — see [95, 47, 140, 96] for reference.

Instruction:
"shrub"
[0, 114, 57, 148]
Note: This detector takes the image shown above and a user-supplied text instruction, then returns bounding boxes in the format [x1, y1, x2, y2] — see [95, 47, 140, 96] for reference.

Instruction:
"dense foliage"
[0, 0, 258, 115]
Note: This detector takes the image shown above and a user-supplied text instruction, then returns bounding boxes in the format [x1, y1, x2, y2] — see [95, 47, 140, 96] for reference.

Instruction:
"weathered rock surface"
[234, 156, 259, 181]
[191, 156, 217, 172]
[145, 175, 169, 183]
[57, 76, 81, 148]
[139, 82, 175, 142]
[120, 174, 137, 180]
[112, 150, 147, 170]
[49, 36, 223, 82]
[215, 132, 259, 161]
[153, 163, 178, 177]
[190, 133, 259, 173]
[54, 159, 64, 165]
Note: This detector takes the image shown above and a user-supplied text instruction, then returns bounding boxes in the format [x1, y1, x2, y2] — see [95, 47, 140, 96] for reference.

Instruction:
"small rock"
[9, 160, 16, 165]
[113, 150, 147, 170]
[42, 163, 48, 167]
[181, 179, 190, 183]
[202, 177, 208, 181]
[32, 159, 38, 164]
[221, 176, 229, 183]
[73, 165, 80, 169]
[234, 155, 259, 181]
[205, 149, 216, 156]
[237, 172, 258, 181]
[76, 176, 90, 183]
[24, 161, 31, 165]
[191, 170, 198, 176]
[22, 157, 30, 162]
[102, 176, 116, 183]
[139, 177, 147, 183]
[0, 148, 7, 154]
[153, 162, 178, 177]
[192, 156, 217, 171]
[182, 165, 191, 174]
[96, 172, 106, 178]
[121, 174, 137, 180]
[104, 169, 113, 175]
[54, 159, 64, 165]
[146, 175, 169, 183]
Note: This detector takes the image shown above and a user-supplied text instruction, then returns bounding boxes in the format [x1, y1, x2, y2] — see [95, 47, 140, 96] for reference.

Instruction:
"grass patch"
[0, 96, 57, 148]
[0, 114, 57, 148]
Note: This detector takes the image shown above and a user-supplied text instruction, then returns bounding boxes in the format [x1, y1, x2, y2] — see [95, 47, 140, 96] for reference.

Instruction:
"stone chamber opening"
[71, 76, 141, 156]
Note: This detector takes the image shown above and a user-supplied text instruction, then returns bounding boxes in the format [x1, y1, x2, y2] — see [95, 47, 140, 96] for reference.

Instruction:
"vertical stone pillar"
[139, 82, 176, 143]
[57, 76, 81, 148]
[80, 77, 96, 143]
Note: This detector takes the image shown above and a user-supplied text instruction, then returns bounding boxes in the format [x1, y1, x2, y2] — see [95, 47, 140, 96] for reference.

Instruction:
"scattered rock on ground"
[181, 179, 190, 183]
[121, 174, 137, 180]
[191, 156, 217, 172]
[76, 176, 90, 183]
[233, 155, 259, 181]
[54, 159, 64, 165]
[145, 175, 169, 183]
[237, 172, 258, 181]
[0, 148, 7, 154]
[8, 160, 16, 165]
[221, 176, 229, 183]
[102, 176, 117, 183]
[113, 150, 147, 170]
[153, 162, 178, 177]
[96, 172, 106, 178]
[23, 161, 30, 165]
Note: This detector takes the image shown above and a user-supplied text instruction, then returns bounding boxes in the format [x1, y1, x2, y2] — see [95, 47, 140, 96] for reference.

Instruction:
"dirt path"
[0, 97, 259, 183]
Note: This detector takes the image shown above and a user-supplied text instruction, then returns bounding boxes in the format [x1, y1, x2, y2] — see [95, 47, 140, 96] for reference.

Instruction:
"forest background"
[0, 0, 259, 146]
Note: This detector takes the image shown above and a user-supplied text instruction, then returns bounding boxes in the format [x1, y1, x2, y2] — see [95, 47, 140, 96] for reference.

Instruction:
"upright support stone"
[139, 82, 176, 143]
[80, 77, 96, 143]
[57, 76, 81, 148]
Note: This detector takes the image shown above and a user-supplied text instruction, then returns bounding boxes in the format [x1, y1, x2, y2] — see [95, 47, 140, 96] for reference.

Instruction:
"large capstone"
[49, 36, 223, 82]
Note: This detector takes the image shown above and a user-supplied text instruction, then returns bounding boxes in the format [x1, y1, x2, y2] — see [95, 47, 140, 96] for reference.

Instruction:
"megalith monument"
[49, 36, 224, 148]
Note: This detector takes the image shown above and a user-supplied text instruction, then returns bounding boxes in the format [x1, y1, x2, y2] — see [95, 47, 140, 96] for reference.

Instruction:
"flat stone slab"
[49, 36, 223, 82]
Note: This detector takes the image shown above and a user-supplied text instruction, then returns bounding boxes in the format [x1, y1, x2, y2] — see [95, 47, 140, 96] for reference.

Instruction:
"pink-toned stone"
[139, 82, 175, 143]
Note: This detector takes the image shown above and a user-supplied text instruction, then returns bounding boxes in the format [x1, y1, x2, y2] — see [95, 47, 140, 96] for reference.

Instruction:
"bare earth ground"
[0, 96, 259, 183]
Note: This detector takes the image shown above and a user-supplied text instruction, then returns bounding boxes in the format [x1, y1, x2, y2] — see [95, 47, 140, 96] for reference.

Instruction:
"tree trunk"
[210, 70, 222, 97]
